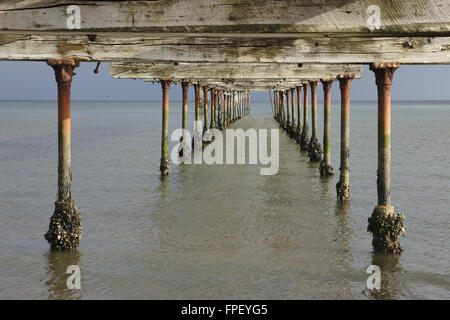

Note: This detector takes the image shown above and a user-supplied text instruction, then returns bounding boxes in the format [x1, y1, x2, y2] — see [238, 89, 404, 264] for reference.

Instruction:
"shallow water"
[0, 100, 449, 299]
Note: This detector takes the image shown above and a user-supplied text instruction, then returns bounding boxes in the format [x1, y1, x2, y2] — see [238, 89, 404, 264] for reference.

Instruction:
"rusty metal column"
[336, 74, 354, 201]
[203, 86, 212, 144]
[280, 91, 286, 130]
[295, 86, 302, 144]
[286, 89, 291, 134]
[45, 58, 81, 250]
[225, 93, 229, 128]
[319, 80, 334, 176]
[210, 88, 216, 129]
[368, 63, 405, 254]
[218, 90, 223, 130]
[193, 84, 203, 151]
[179, 81, 190, 162]
[290, 88, 296, 138]
[274, 91, 278, 121]
[233, 92, 237, 122]
[308, 80, 323, 162]
[160, 80, 171, 175]
[300, 82, 310, 151]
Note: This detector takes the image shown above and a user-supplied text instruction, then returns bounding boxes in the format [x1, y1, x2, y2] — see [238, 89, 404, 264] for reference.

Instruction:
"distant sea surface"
[0, 100, 449, 299]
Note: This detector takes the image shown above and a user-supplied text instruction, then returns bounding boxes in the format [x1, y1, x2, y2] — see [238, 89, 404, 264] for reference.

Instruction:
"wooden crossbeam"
[110, 63, 362, 80]
[0, 0, 448, 35]
[0, 34, 449, 64]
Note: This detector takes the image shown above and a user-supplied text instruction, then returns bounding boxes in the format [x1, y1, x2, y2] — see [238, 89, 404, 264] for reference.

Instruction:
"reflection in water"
[368, 252, 402, 300]
[45, 250, 82, 300]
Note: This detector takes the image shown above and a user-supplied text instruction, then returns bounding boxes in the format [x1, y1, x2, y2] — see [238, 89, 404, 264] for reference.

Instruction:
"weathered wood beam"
[110, 62, 362, 80]
[0, 0, 448, 35]
[0, 34, 449, 64]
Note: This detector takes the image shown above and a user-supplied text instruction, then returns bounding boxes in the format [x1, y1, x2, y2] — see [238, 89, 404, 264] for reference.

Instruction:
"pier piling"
[203, 86, 212, 144]
[300, 82, 310, 151]
[160, 80, 171, 175]
[179, 81, 190, 161]
[210, 88, 216, 129]
[336, 74, 354, 201]
[367, 62, 405, 254]
[308, 80, 323, 162]
[45, 58, 82, 250]
[319, 80, 334, 176]
[295, 86, 302, 144]
[290, 88, 296, 138]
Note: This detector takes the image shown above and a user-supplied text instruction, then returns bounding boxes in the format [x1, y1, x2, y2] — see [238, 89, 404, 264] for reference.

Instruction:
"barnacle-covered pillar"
[308, 80, 323, 162]
[367, 63, 405, 254]
[160, 80, 171, 175]
[45, 58, 82, 250]
[319, 80, 334, 176]
[210, 88, 216, 129]
[300, 82, 310, 151]
[336, 74, 354, 201]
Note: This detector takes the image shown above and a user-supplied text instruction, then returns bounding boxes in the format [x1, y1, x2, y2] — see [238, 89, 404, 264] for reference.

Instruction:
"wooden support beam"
[110, 63, 362, 80]
[0, 34, 449, 64]
[0, 1, 448, 35]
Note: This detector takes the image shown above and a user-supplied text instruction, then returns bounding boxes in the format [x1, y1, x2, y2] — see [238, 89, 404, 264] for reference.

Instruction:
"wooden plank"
[0, 0, 449, 35]
[143, 79, 310, 91]
[110, 62, 362, 80]
[0, 34, 449, 64]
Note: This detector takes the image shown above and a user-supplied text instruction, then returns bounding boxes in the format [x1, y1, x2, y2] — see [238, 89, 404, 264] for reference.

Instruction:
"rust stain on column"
[295, 86, 302, 143]
[308, 80, 323, 162]
[160, 80, 171, 176]
[319, 79, 334, 176]
[193, 84, 203, 150]
[45, 58, 81, 251]
[210, 88, 216, 129]
[368, 62, 405, 254]
[336, 74, 354, 202]
[300, 82, 310, 151]
[180, 81, 190, 162]
[290, 88, 296, 138]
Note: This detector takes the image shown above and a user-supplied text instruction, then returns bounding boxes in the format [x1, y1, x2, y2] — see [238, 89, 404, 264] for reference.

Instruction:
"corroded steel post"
[368, 62, 405, 254]
[160, 80, 171, 175]
[203, 86, 212, 144]
[218, 90, 224, 131]
[286, 89, 291, 134]
[224, 92, 230, 128]
[319, 80, 334, 176]
[300, 82, 310, 151]
[295, 86, 302, 143]
[210, 88, 216, 129]
[179, 81, 190, 161]
[274, 91, 278, 121]
[280, 91, 286, 130]
[45, 58, 81, 250]
[336, 74, 354, 201]
[290, 88, 296, 138]
[308, 80, 323, 162]
[233, 92, 237, 122]
[193, 84, 203, 151]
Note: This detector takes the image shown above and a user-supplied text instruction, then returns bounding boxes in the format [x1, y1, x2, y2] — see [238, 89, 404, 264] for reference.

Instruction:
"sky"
[0, 61, 449, 102]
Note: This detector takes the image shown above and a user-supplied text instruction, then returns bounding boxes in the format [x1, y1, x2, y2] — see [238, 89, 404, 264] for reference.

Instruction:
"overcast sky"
[0, 61, 449, 102]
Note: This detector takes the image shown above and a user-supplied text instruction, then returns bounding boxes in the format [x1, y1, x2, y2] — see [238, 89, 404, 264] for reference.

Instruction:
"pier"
[1, 0, 449, 255]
